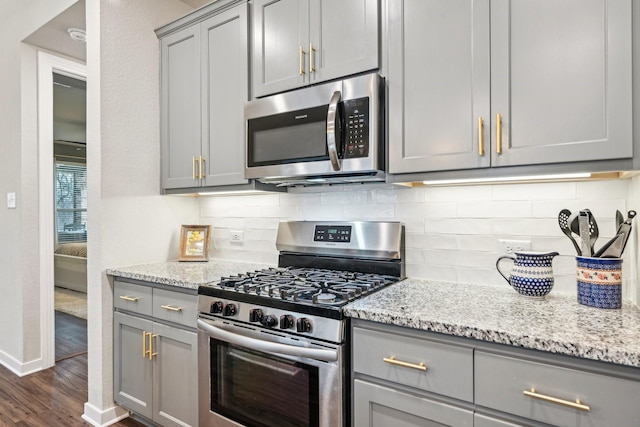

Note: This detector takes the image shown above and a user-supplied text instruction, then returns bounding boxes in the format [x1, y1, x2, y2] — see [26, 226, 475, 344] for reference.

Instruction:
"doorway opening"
[37, 52, 87, 369]
[52, 72, 87, 361]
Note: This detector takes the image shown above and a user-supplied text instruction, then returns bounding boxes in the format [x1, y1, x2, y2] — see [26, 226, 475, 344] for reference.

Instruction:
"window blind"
[55, 162, 87, 243]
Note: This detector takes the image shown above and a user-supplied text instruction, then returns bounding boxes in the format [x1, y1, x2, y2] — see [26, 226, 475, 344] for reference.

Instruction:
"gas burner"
[314, 293, 337, 303]
[215, 267, 398, 307]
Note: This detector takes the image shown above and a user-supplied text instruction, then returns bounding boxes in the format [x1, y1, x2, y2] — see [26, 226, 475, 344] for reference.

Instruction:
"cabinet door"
[253, 0, 310, 97]
[474, 414, 522, 427]
[353, 379, 473, 426]
[201, 4, 250, 187]
[160, 25, 202, 189]
[388, 0, 491, 174]
[308, 0, 379, 83]
[113, 312, 153, 420]
[152, 323, 198, 427]
[490, 0, 633, 167]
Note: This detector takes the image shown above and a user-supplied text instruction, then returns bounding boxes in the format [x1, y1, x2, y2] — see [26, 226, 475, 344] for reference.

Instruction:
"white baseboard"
[82, 402, 130, 427]
[0, 350, 45, 376]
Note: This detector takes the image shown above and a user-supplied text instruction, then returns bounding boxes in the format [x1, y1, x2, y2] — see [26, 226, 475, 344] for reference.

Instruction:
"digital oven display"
[313, 225, 352, 243]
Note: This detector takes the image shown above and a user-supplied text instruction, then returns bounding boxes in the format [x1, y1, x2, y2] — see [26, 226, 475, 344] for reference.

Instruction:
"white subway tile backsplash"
[577, 180, 629, 199]
[424, 185, 492, 202]
[371, 187, 426, 204]
[343, 203, 395, 219]
[458, 200, 532, 218]
[198, 178, 637, 304]
[492, 182, 576, 201]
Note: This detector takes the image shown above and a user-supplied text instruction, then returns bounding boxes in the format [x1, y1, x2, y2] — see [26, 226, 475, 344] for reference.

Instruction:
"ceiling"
[23, 0, 86, 62]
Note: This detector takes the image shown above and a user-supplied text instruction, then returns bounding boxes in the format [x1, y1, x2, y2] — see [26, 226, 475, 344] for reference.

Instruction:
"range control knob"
[296, 317, 312, 333]
[249, 308, 264, 323]
[223, 303, 237, 317]
[280, 314, 295, 330]
[210, 301, 224, 314]
[260, 315, 278, 328]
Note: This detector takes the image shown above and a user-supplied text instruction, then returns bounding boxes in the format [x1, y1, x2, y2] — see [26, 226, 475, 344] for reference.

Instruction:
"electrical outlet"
[230, 230, 244, 242]
[499, 239, 531, 255]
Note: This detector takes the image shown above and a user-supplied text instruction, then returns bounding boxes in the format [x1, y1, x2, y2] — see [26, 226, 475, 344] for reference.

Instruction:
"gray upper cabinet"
[160, 26, 201, 189]
[387, 0, 491, 173]
[201, 5, 249, 187]
[252, 0, 379, 98]
[159, 1, 249, 190]
[388, 0, 633, 175]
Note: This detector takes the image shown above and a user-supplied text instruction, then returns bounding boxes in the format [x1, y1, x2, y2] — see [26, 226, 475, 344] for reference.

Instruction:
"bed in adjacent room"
[54, 242, 87, 293]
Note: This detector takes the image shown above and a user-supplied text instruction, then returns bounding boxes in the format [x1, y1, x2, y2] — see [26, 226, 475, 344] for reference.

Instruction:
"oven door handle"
[326, 90, 342, 171]
[197, 319, 338, 362]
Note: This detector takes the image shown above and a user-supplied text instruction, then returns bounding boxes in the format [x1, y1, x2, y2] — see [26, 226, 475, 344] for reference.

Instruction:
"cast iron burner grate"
[217, 267, 397, 306]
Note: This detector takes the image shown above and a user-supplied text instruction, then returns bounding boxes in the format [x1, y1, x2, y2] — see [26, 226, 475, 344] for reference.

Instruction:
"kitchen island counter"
[345, 278, 640, 368]
[106, 259, 272, 290]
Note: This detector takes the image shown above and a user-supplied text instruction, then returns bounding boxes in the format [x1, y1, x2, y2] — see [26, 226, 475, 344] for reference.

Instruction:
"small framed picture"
[178, 225, 211, 262]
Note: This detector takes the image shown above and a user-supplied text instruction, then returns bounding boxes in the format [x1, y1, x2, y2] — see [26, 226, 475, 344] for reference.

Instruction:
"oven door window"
[211, 339, 320, 427]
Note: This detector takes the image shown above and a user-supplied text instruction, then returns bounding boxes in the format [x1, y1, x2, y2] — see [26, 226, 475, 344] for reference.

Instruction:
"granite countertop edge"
[344, 278, 640, 369]
[106, 261, 640, 368]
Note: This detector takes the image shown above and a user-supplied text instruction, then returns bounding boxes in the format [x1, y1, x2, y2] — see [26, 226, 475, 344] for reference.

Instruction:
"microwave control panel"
[343, 97, 369, 158]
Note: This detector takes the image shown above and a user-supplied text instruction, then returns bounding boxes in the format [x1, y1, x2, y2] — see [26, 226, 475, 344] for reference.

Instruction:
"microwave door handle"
[197, 319, 338, 362]
[326, 90, 342, 171]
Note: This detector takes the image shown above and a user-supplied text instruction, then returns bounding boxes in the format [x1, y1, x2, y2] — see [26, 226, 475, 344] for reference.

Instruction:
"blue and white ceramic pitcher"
[496, 251, 559, 299]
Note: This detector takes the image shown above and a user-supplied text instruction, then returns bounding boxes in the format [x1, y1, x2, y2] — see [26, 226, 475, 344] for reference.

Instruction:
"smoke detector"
[67, 28, 87, 43]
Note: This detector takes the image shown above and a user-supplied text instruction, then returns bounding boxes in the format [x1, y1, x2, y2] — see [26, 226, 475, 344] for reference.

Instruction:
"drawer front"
[353, 379, 473, 427]
[152, 288, 197, 328]
[114, 280, 153, 316]
[475, 351, 640, 427]
[352, 326, 473, 402]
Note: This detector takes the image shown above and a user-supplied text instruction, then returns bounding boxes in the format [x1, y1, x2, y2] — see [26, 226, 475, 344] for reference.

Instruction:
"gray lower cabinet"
[113, 280, 197, 427]
[352, 321, 474, 426]
[475, 350, 640, 427]
[159, 1, 249, 191]
[388, 0, 633, 176]
[352, 320, 640, 427]
[353, 380, 473, 426]
[252, 0, 379, 97]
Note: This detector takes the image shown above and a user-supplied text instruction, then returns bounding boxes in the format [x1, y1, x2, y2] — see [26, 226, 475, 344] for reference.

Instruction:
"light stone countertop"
[344, 278, 640, 368]
[106, 259, 272, 290]
[106, 261, 640, 368]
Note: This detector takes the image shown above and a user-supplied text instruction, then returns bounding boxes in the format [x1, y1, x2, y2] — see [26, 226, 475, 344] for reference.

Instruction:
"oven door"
[197, 317, 344, 427]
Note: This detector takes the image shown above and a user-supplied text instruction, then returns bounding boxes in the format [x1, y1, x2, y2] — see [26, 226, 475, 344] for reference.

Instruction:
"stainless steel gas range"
[197, 220, 405, 427]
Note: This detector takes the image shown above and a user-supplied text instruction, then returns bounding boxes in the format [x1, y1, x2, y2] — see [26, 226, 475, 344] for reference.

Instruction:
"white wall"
[199, 179, 638, 305]
[0, 0, 77, 371]
[85, 0, 197, 420]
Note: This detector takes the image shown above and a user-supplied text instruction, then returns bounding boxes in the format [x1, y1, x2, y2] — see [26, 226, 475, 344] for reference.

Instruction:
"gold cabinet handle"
[299, 46, 306, 75]
[383, 356, 427, 371]
[496, 113, 502, 154]
[524, 388, 590, 412]
[478, 116, 484, 156]
[149, 333, 158, 360]
[192, 156, 197, 180]
[309, 43, 316, 73]
[160, 304, 183, 312]
[198, 155, 205, 179]
[143, 331, 150, 358]
[119, 295, 139, 302]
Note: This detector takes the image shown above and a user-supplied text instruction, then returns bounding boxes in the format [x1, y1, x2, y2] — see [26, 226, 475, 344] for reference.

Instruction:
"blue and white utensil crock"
[496, 251, 559, 299]
[576, 256, 622, 309]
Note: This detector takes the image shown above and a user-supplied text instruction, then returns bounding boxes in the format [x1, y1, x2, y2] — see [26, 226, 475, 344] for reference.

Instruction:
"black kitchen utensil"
[569, 209, 598, 255]
[558, 209, 581, 255]
[616, 210, 624, 229]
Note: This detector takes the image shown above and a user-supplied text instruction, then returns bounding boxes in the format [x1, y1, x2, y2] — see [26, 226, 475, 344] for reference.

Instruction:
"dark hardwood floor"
[56, 311, 87, 362]
[0, 312, 145, 426]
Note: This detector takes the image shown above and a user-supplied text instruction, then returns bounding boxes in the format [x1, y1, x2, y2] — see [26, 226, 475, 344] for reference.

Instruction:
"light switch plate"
[7, 192, 16, 209]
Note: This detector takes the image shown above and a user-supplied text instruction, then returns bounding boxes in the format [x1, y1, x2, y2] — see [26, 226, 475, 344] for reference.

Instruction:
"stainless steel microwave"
[244, 73, 385, 186]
